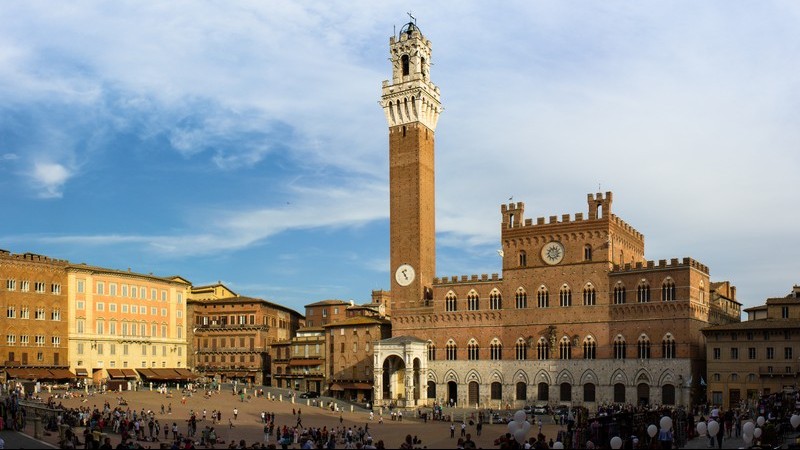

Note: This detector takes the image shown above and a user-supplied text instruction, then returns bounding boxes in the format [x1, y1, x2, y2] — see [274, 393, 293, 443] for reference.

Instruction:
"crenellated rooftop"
[612, 257, 709, 275]
[433, 273, 502, 286]
[0, 250, 69, 264]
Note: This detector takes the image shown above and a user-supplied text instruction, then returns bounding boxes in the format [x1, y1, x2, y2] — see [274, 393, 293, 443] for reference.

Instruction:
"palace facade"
[373, 22, 741, 410]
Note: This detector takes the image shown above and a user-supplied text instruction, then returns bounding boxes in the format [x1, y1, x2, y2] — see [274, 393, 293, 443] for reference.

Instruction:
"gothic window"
[401, 54, 409, 76]
[584, 244, 592, 261]
[445, 292, 457, 312]
[662, 333, 676, 359]
[613, 283, 626, 304]
[446, 340, 457, 360]
[519, 251, 527, 267]
[468, 339, 479, 360]
[515, 338, 527, 360]
[638, 334, 651, 359]
[537, 286, 549, 308]
[661, 279, 676, 301]
[583, 284, 596, 306]
[583, 336, 596, 360]
[559, 285, 572, 307]
[613, 335, 627, 359]
[489, 290, 502, 310]
[467, 291, 479, 311]
[637, 281, 651, 303]
[515, 288, 528, 309]
[559, 336, 571, 360]
[490, 339, 502, 360]
[491, 382, 503, 400]
[427, 341, 436, 361]
[537, 337, 549, 360]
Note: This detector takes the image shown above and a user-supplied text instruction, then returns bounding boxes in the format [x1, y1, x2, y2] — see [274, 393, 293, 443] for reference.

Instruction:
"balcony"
[758, 364, 799, 377]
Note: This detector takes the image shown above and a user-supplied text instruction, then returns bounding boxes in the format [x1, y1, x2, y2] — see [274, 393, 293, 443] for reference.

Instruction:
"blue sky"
[1, 2, 798, 314]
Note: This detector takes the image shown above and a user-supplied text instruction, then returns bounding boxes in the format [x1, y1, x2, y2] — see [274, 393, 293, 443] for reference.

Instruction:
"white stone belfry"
[380, 22, 442, 131]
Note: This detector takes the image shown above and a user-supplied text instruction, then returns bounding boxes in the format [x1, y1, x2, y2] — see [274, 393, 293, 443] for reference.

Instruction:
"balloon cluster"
[507, 410, 531, 445]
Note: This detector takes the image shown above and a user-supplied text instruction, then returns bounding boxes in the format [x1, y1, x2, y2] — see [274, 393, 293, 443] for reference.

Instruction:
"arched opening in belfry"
[401, 55, 410, 76]
[420, 57, 426, 78]
[382, 355, 406, 401]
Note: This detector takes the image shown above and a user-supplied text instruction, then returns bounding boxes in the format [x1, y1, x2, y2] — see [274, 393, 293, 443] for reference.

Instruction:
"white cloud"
[30, 162, 73, 198]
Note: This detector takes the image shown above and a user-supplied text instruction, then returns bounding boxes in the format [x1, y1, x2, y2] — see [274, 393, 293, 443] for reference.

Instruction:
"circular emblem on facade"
[395, 264, 416, 287]
[541, 241, 565, 265]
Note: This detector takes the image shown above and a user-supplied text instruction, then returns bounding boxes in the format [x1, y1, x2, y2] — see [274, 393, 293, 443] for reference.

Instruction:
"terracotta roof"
[304, 299, 350, 307]
[188, 296, 303, 316]
[321, 316, 390, 327]
[702, 318, 800, 332]
[377, 335, 427, 345]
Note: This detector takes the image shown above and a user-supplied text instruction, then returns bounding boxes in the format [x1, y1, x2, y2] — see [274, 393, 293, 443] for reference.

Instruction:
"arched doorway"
[447, 381, 458, 406]
[662, 384, 675, 405]
[637, 383, 650, 406]
[614, 383, 626, 403]
[560, 382, 572, 402]
[382, 355, 406, 402]
[468, 381, 480, 406]
[427, 381, 436, 399]
[538, 382, 549, 401]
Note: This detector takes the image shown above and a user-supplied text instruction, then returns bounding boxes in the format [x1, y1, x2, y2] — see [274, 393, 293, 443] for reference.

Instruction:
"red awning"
[75, 368, 89, 377]
[106, 369, 125, 379]
[46, 369, 76, 379]
[121, 369, 138, 378]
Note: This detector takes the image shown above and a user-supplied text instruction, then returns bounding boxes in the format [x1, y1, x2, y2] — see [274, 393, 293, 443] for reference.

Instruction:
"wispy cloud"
[30, 161, 73, 198]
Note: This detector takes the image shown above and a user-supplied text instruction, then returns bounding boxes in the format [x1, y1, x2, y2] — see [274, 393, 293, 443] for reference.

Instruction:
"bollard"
[279, 394, 282, 402]
[33, 416, 42, 439]
[150, 382, 153, 391]
[350, 405, 354, 413]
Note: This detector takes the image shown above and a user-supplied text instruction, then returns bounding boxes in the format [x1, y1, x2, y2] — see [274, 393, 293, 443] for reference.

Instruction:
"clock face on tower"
[541, 241, 565, 265]
[395, 264, 416, 287]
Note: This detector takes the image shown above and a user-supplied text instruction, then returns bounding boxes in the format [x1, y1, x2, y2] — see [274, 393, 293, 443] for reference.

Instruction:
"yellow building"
[67, 264, 190, 386]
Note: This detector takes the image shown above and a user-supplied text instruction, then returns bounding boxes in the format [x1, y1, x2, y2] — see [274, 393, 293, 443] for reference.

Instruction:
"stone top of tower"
[381, 19, 442, 131]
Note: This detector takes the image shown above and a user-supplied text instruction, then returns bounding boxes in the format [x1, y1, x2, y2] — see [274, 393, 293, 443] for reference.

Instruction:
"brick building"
[702, 285, 800, 409]
[373, 22, 741, 409]
[188, 285, 303, 385]
[0, 250, 74, 382]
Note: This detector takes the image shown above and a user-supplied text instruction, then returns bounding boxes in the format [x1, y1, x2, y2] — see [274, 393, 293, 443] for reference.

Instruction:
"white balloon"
[660, 416, 673, 431]
[754, 427, 762, 438]
[508, 420, 520, 433]
[553, 442, 564, 450]
[514, 428, 528, 444]
[792, 414, 800, 429]
[521, 420, 531, 434]
[742, 421, 755, 435]
[514, 410, 527, 423]
[696, 421, 707, 436]
[647, 424, 658, 438]
[707, 420, 719, 437]
[757, 416, 765, 427]
[610, 436, 623, 449]
[742, 433, 753, 444]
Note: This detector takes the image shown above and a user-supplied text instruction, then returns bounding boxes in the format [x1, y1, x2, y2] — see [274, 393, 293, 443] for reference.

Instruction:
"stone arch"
[658, 369, 676, 386]
[513, 369, 530, 385]
[443, 369, 459, 384]
[534, 369, 551, 385]
[555, 369, 574, 385]
[427, 370, 439, 383]
[579, 369, 599, 386]
[465, 369, 482, 384]
[610, 369, 629, 386]
[489, 369, 504, 384]
[634, 369, 652, 385]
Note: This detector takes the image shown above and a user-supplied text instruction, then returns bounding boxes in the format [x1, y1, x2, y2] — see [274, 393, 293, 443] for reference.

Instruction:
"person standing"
[233, 408, 238, 420]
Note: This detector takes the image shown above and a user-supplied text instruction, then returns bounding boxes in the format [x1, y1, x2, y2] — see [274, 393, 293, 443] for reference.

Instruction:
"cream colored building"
[702, 285, 800, 409]
[67, 265, 190, 384]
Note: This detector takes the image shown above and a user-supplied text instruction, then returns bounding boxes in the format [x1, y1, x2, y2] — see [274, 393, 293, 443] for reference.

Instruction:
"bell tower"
[381, 22, 442, 312]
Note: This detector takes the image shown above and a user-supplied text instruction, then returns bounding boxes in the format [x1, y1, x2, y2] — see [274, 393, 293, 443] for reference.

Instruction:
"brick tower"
[381, 22, 442, 313]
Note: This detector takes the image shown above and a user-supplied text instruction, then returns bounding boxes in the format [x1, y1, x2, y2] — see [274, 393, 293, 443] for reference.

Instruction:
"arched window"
[559, 285, 572, 307]
[401, 54, 409, 76]
[638, 334, 651, 359]
[490, 339, 503, 360]
[468, 339, 479, 360]
[467, 291, 479, 311]
[662, 384, 675, 405]
[427, 341, 436, 361]
[699, 280, 705, 303]
[637, 281, 651, 303]
[537, 286, 549, 308]
[559, 336, 571, 360]
[584, 244, 592, 261]
[662, 333, 676, 359]
[661, 279, 676, 301]
[583, 284, 596, 306]
[515, 288, 528, 309]
[519, 251, 527, 267]
[537, 337, 549, 360]
[560, 382, 572, 402]
[613, 283, 626, 304]
[613, 335, 627, 360]
[445, 340, 457, 360]
[584, 383, 596, 402]
[491, 382, 502, 400]
[538, 382, 549, 401]
[489, 290, 502, 310]
[516, 382, 527, 401]
[515, 338, 527, 360]
[614, 383, 626, 403]
[445, 292, 457, 312]
[583, 336, 596, 359]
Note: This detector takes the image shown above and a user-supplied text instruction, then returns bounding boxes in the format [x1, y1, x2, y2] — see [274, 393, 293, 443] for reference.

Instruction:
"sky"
[1, 1, 798, 315]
